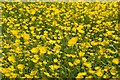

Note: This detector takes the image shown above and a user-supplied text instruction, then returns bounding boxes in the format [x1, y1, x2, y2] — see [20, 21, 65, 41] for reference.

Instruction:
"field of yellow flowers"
[1, 2, 120, 79]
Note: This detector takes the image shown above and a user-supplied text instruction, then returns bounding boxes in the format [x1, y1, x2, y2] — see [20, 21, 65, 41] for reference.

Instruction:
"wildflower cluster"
[1, 2, 120, 79]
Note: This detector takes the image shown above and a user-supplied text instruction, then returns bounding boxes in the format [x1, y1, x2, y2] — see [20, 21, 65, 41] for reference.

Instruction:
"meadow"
[1, 2, 120, 79]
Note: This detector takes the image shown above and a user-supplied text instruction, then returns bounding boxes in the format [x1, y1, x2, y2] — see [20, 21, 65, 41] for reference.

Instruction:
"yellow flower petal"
[8, 55, 16, 63]
[68, 37, 78, 46]
[31, 47, 38, 53]
[78, 51, 85, 57]
[17, 64, 24, 70]
[112, 58, 119, 64]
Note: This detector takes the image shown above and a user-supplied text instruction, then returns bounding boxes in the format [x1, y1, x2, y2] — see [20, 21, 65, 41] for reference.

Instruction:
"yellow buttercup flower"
[47, 50, 52, 55]
[82, 57, 87, 62]
[54, 65, 60, 69]
[31, 55, 39, 63]
[39, 46, 47, 54]
[104, 66, 110, 71]
[78, 24, 84, 29]
[43, 61, 47, 65]
[112, 58, 119, 64]
[44, 72, 52, 77]
[5, 73, 11, 77]
[25, 74, 33, 78]
[78, 29, 84, 33]
[10, 73, 18, 78]
[86, 76, 93, 79]
[30, 9, 36, 15]
[110, 67, 116, 75]
[17, 64, 24, 70]
[96, 20, 101, 24]
[74, 59, 80, 65]
[101, 40, 109, 46]
[115, 24, 119, 31]
[68, 62, 74, 67]
[83, 62, 92, 68]
[88, 69, 95, 74]
[49, 65, 60, 71]
[53, 44, 61, 52]
[103, 74, 110, 78]
[36, 35, 40, 39]
[77, 24, 84, 33]
[99, 46, 104, 54]
[11, 30, 19, 36]
[31, 47, 38, 53]
[34, 55, 39, 59]
[52, 20, 57, 26]
[1, 68, 11, 74]
[65, 54, 76, 58]
[95, 69, 103, 77]
[76, 72, 87, 78]
[72, 27, 76, 32]
[78, 51, 85, 57]
[106, 30, 115, 36]
[68, 37, 78, 46]
[8, 66, 15, 72]
[4, 45, 10, 48]
[54, 59, 58, 63]
[31, 58, 38, 63]
[14, 24, 20, 27]
[91, 41, 98, 46]
[22, 33, 30, 40]
[95, 66, 101, 70]
[80, 42, 86, 47]
[8, 55, 16, 63]
[30, 26, 35, 30]
[31, 17, 36, 21]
